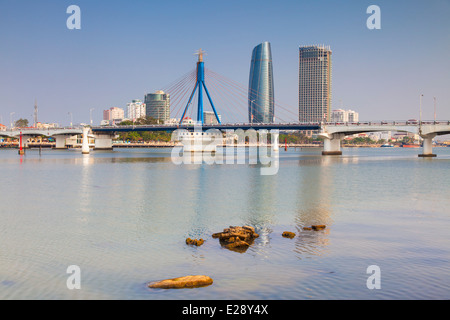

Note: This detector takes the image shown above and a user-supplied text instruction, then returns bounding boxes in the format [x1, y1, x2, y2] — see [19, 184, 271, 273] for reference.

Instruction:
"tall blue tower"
[248, 42, 275, 123]
[180, 49, 221, 125]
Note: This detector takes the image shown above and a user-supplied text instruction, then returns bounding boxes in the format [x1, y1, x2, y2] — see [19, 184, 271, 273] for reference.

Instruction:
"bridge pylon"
[179, 49, 221, 125]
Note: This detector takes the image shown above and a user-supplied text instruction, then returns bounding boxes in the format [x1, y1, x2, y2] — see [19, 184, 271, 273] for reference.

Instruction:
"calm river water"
[0, 147, 449, 299]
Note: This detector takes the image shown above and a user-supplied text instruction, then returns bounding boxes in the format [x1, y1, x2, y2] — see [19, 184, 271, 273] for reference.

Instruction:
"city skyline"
[1, 0, 449, 126]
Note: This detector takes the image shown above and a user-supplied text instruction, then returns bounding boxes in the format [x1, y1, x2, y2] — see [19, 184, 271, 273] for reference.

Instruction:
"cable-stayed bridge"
[3, 50, 450, 157]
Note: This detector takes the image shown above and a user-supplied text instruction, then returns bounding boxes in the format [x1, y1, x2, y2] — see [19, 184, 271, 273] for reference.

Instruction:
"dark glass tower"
[248, 42, 275, 123]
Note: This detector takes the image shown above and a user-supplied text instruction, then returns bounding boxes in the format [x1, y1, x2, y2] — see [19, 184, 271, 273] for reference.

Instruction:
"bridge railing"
[93, 122, 323, 129]
[323, 120, 450, 126]
[7, 126, 82, 132]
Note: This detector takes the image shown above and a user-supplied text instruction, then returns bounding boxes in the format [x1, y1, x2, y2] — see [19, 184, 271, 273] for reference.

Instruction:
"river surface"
[0, 147, 449, 300]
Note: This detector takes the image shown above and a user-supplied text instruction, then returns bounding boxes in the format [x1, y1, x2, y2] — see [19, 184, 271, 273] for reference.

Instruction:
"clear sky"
[1, 0, 449, 126]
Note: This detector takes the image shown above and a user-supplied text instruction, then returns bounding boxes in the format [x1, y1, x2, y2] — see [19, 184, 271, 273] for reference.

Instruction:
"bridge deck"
[91, 123, 322, 133]
[1, 121, 449, 136]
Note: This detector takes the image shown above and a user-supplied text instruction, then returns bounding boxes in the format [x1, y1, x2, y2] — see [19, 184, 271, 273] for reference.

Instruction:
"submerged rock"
[302, 225, 327, 231]
[282, 231, 296, 238]
[224, 238, 250, 250]
[186, 238, 205, 246]
[212, 226, 259, 253]
[148, 275, 213, 289]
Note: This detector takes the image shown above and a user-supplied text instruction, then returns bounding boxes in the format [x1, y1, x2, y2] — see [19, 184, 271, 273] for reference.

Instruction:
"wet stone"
[148, 275, 213, 289]
[212, 226, 259, 253]
[186, 238, 204, 246]
[282, 231, 296, 238]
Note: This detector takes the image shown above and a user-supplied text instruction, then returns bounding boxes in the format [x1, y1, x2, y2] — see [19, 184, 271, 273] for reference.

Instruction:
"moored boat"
[401, 143, 420, 148]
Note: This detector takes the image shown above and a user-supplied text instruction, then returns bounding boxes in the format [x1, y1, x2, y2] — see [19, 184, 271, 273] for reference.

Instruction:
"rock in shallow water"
[282, 231, 296, 238]
[186, 238, 204, 246]
[212, 226, 259, 253]
[148, 275, 213, 289]
[224, 237, 250, 249]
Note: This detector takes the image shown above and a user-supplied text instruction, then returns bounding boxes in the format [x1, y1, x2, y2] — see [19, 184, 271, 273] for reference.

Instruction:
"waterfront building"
[127, 99, 146, 121]
[393, 132, 407, 140]
[181, 117, 195, 125]
[368, 132, 381, 141]
[103, 107, 125, 122]
[36, 122, 59, 129]
[248, 42, 275, 123]
[166, 118, 181, 125]
[380, 131, 391, 141]
[331, 109, 359, 123]
[331, 109, 348, 122]
[299, 45, 332, 123]
[347, 110, 358, 123]
[145, 90, 170, 124]
[102, 109, 109, 120]
[0, 124, 6, 131]
[203, 111, 221, 125]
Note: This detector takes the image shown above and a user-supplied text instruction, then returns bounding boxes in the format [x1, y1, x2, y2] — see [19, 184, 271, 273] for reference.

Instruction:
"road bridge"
[319, 121, 450, 157]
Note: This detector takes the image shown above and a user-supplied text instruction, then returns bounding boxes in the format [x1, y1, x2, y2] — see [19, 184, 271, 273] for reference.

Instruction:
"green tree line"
[116, 117, 172, 142]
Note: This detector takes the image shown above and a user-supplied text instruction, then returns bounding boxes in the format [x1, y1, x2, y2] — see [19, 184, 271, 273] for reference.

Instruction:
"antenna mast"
[34, 99, 38, 127]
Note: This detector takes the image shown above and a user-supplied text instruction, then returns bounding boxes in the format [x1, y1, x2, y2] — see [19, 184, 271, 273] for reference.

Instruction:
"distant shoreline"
[1, 142, 448, 149]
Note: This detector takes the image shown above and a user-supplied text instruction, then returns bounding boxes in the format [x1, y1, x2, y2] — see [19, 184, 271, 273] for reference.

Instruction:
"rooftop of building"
[299, 44, 331, 51]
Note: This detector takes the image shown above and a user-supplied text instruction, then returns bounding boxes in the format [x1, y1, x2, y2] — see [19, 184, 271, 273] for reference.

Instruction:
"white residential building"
[127, 99, 146, 121]
[380, 131, 391, 141]
[347, 110, 359, 122]
[331, 109, 348, 122]
[331, 109, 359, 123]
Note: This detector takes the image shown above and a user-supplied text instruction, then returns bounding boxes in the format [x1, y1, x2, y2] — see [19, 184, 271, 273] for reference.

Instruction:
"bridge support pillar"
[21, 135, 32, 149]
[54, 135, 69, 149]
[93, 134, 114, 151]
[272, 131, 279, 151]
[322, 133, 343, 155]
[81, 127, 90, 154]
[419, 133, 436, 158]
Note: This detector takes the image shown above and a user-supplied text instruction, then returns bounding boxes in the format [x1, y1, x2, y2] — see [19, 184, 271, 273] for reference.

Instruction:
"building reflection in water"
[293, 156, 334, 258]
[183, 164, 211, 238]
[243, 163, 278, 257]
[69, 154, 95, 238]
[78, 154, 94, 214]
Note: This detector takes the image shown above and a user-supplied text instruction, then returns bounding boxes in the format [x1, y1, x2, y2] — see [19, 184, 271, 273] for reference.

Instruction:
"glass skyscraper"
[248, 42, 275, 123]
[299, 45, 332, 123]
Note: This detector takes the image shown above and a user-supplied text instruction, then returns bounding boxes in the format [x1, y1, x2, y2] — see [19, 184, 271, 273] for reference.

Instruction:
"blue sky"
[1, 0, 449, 125]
